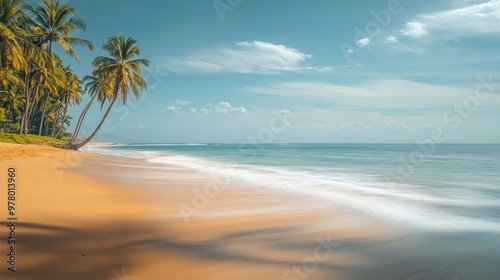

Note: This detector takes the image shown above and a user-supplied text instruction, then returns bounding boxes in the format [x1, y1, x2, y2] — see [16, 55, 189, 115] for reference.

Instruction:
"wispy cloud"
[200, 102, 248, 115]
[164, 101, 248, 116]
[160, 41, 333, 74]
[246, 79, 499, 109]
[293, 121, 368, 133]
[385, 42, 426, 54]
[175, 99, 191, 105]
[293, 120, 409, 133]
[382, 36, 399, 44]
[165, 105, 181, 113]
[357, 37, 372, 48]
[379, 120, 408, 132]
[402, 22, 428, 38]
[401, 0, 500, 38]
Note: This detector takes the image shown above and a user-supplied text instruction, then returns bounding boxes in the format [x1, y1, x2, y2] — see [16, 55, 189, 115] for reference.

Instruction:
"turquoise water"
[83, 143, 500, 232]
[81, 143, 500, 279]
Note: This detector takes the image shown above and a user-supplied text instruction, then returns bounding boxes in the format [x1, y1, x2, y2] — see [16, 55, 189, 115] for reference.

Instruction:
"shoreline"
[1, 144, 375, 279]
[2, 143, 500, 279]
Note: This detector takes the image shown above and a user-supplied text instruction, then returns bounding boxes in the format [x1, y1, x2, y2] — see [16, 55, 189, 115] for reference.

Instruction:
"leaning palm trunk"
[70, 93, 97, 142]
[69, 34, 149, 149]
[54, 105, 67, 139]
[69, 93, 118, 150]
[38, 94, 49, 136]
[51, 101, 63, 137]
[54, 100, 69, 139]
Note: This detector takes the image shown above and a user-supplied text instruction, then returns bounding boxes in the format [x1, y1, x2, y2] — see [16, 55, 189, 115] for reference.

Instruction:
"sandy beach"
[1, 0, 499, 277]
[1, 143, 499, 280]
[0, 143, 383, 280]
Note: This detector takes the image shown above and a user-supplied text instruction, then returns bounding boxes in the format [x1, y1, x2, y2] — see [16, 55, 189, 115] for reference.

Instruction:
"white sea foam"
[84, 146, 500, 233]
[127, 143, 208, 147]
[81, 146, 152, 158]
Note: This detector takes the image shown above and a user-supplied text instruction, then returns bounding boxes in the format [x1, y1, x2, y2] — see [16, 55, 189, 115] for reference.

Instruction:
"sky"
[41, 0, 500, 143]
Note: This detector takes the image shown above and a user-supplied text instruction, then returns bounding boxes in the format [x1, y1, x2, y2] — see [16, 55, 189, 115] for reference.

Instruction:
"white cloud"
[419, 122, 442, 130]
[402, 22, 428, 38]
[382, 36, 399, 43]
[291, 120, 409, 134]
[339, 122, 370, 132]
[246, 79, 500, 109]
[291, 121, 366, 133]
[165, 101, 248, 116]
[204, 102, 247, 115]
[165, 105, 180, 113]
[386, 43, 426, 54]
[164, 100, 192, 114]
[218, 102, 232, 109]
[161, 41, 332, 74]
[200, 108, 212, 115]
[401, 0, 500, 38]
[357, 37, 372, 48]
[293, 122, 339, 133]
[378, 120, 408, 132]
[175, 99, 191, 105]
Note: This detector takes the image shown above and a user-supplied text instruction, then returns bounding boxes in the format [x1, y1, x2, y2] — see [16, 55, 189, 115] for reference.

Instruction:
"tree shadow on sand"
[2, 220, 498, 280]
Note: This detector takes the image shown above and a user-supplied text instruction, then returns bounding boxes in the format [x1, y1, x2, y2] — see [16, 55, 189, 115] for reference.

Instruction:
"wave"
[127, 143, 209, 147]
[80, 146, 160, 159]
[83, 146, 500, 233]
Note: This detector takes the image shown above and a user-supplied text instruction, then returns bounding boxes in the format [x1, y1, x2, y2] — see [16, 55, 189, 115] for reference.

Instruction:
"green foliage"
[0, 132, 65, 144]
[0, 108, 6, 122]
[1, 0, 148, 149]
[7, 123, 20, 132]
[71, 34, 149, 149]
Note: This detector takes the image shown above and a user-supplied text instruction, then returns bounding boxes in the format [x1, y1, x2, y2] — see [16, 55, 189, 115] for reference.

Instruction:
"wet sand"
[1, 143, 499, 279]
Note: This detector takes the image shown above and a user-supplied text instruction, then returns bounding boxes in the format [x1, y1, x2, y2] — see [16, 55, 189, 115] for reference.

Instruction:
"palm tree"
[27, 53, 61, 130]
[0, 0, 30, 134]
[23, 0, 93, 62]
[69, 73, 113, 142]
[37, 87, 52, 135]
[60, 114, 72, 133]
[37, 59, 64, 135]
[0, 83, 23, 123]
[0, 0, 27, 86]
[53, 68, 83, 138]
[21, 0, 92, 135]
[0, 0, 94, 138]
[69, 34, 149, 150]
[18, 41, 49, 134]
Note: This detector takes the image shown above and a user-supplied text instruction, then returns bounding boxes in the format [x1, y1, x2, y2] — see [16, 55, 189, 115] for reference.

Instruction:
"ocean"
[82, 143, 500, 233]
[81, 143, 500, 279]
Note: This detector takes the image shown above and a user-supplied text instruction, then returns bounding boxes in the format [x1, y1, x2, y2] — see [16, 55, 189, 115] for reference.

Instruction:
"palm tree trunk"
[38, 94, 49, 136]
[44, 117, 50, 136]
[27, 84, 41, 128]
[70, 93, 118, 150]
[20, 93, 29, 134]
[70, 94, 97, 142]
[20, 64, 31, 135]
[54, 99, 69, 139]
[51, 101, 62, 137]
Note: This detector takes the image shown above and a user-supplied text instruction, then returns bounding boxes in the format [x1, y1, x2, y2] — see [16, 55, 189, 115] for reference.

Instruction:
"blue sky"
[45, 0, 500, 143]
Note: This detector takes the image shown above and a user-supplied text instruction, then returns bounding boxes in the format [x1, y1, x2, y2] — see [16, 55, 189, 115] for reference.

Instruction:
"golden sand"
[0, 143, 394, 280]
